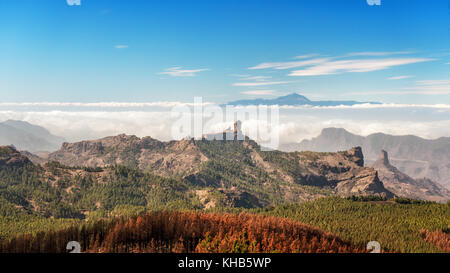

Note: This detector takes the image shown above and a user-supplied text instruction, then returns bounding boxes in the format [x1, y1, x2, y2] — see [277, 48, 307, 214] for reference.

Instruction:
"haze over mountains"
[226, 93, 379, 106]
[285, 128, 450, 190]
[371, 150, 449, 203]
[0, 120, 64, 152]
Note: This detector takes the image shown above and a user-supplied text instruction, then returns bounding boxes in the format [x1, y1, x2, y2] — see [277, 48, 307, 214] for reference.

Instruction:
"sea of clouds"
[0, 102, 449, 148]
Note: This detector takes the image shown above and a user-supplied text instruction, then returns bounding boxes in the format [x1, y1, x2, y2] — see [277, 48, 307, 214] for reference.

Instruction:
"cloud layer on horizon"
[1, 106, 449, 148]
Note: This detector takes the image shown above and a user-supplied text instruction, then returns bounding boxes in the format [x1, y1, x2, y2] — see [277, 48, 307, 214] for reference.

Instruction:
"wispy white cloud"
[241, 90, 276, 96]
[249, 58, 330, 70]
[114, 45, 128, 49]
[416, 80, 450, 85]
[242, 76, 272, 81]
[250, 52, 432, 77]
[388, 75, 413, 80]
[230, 74, 251, 78]
[404, 79, 450, 95]
[289, 58, 432, 76]
[279, 103, 450, 109]
[346, 89, 450, 96]
[347, 51, 414, 57]
[232, 81, 289, 87]
[159, 66, 209, 77]
[294, 54, 320, 59]
[346, 79, 450, 96]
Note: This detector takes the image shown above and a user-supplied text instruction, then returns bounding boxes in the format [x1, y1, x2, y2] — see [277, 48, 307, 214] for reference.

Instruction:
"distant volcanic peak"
[283, 93, 311, 101]
[226, 93, 377, 106]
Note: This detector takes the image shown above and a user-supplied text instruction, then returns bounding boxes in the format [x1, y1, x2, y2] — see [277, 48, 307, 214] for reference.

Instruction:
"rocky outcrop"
[218, 188, 267, 208]
[0, 146, 31, 168]
[333, 168, 389, 197]
[288, 127, 450, 189]
[202, 121, 245, 141]
[48, 134, 208, 177]
[293, 147, 393, 197]
[19, 151, 47, 165]
[45, 132, 395, 200]
[371, 150, 450, 203]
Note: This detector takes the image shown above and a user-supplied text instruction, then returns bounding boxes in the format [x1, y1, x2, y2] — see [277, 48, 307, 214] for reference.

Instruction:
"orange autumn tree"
[0, 211, 367, 253]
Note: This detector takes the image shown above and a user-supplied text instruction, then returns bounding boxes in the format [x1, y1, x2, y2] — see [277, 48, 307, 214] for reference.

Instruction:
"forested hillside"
[0, 142, 449, 253]
[253, 197, 450, 253]
[0, 211, 367, 253]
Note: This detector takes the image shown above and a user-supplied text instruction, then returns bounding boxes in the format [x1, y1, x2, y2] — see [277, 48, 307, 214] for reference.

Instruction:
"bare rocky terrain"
[371, 150, 450, 203]
[47, 134, 207, 178]
[26, 133, 394, 201]
[285, 127, 450, 190]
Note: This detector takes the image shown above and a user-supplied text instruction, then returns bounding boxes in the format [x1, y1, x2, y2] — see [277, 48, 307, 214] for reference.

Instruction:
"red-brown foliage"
[420, 229, 450, 252]
[0, 211, 367, 253]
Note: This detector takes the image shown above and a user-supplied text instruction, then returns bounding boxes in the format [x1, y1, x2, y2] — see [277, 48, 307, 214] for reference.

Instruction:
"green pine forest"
[0, 143, 449, 253]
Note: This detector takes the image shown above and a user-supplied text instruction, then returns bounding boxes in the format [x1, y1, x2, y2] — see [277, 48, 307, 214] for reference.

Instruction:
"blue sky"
[0, 0, 449, 104]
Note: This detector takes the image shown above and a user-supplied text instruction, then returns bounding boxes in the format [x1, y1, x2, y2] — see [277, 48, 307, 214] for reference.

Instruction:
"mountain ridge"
[0, 120, 64, 152]
[47, 134, 207, 178]
[284, 127, 450, 189]
[226, 93, 380, 106]
[35, 134, 395, 201]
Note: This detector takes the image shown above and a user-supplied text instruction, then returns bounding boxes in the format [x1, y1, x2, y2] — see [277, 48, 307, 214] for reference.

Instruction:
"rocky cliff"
[260, 147, 393, 198]
[48, 134, 207, 177]
[371, 150, 449, 203]
[287, 127, 450, 189]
